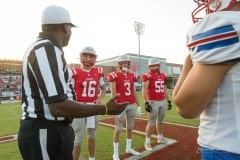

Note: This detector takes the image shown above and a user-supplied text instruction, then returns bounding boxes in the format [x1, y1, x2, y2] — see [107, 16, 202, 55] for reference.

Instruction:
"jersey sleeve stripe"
[193, 37, 239, 52]
[188, 31, 238, 48]
[98, 67, 103, 74]
[109, 72, 117, 79]
[71, 68, 77, 75]
[187, 25, 239, 51]
[145, 73, 151, 78]
[192, 25, 235, 41]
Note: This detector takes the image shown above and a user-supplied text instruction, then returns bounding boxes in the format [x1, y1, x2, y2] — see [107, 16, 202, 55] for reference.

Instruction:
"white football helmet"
[80, 46, 97, 67]
[117, 54, 131, 72]
[148, 58, 160, 73]
[117, 54, 131, 62]
[148, 58, 160, 66]
[192, 0, 240, 23]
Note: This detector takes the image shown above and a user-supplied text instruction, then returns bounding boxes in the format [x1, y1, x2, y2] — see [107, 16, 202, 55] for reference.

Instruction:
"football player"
[71, 46, 106, 160]
[108, 54, 141, 160]
[141, 58, 171, 151]
[173, 0, 240, 159]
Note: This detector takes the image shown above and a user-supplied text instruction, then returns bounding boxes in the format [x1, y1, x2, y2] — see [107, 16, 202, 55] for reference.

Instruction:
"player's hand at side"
[136, 106, 142, 117]
[167, 100, 172, 110]
[105, 95, 128, 115]
[145, 102, 152, 112]
[94, 99, 102, 105]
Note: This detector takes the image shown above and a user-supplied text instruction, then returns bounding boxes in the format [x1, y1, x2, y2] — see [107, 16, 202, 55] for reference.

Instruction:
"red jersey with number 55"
[107, 72, 137, 103]
[71, 67, 104, 102]
[141, 72, 167, 100]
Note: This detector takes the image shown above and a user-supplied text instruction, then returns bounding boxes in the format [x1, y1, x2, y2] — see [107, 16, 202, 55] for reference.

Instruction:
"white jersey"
[187, 11, 240, 154]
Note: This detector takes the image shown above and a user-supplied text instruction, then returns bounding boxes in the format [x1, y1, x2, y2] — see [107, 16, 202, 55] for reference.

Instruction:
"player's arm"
[164, 86, 170, 101]
[134, 82, 142, 116]
[142, 80, 152, 112]
[172, 54, 234, 119]
[96, 85, 106, 104]
[95, 77, 106, 105]
[164, 85, 172, 110]
[133, 83, 140, 106]
[142, 80, 149, 102]
[110, 81, 116, 98]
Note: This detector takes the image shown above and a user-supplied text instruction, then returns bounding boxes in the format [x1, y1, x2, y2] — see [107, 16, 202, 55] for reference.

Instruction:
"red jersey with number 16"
[71, 67, 104, 102]
[141, 72, 167, 101]
[108, 71, 137, 103]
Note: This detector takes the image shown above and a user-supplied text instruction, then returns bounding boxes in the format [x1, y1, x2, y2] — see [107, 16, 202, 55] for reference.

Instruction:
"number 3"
[124, 82, 131, 96]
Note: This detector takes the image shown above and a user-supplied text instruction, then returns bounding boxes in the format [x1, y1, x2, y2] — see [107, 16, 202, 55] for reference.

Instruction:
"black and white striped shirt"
[21, 32, 74, 121]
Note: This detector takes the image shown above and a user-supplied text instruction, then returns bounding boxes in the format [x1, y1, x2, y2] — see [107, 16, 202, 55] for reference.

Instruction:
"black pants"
[18, 119, 74, 160]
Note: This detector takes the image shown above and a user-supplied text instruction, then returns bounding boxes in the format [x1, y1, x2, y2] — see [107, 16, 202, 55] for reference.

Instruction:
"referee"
[18, 5, 127, 160]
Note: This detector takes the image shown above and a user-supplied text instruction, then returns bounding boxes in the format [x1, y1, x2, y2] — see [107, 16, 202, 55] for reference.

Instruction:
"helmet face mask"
[118, 61, 131, 73]
[117, 54, 131, 72]
[192, 0, 237, 23]
[149, 65, 160, 73]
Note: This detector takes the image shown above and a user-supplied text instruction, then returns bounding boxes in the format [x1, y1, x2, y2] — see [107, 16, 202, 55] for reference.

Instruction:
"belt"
[21, 118, 71, 126]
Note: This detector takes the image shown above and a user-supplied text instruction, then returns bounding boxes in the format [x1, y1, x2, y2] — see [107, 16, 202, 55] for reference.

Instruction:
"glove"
[145, 102, 152, 112]
[136, 106, 142, 116]
[167, 100, 172, 110]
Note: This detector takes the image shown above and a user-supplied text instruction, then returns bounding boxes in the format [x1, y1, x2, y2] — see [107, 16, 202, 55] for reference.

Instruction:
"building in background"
[166, 62, 183, 87]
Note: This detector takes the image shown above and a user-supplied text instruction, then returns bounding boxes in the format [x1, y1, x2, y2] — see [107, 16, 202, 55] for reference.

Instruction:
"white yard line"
[0, 134, 17, 144]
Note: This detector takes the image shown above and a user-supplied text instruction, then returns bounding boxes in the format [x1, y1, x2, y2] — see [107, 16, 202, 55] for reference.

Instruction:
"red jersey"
[71, 67, 104, 102]
[107, 71, 137, 103]
[141, 72, 167, 101]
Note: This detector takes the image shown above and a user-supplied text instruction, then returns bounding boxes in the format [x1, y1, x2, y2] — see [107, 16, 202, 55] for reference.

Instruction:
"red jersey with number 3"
[141, 72, 167, 100]
[107, 71, 137, 103]
[71, 67, 104, 102]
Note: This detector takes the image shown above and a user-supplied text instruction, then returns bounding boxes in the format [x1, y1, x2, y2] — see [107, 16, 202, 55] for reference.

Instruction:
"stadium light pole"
[134, 21, 145, 85]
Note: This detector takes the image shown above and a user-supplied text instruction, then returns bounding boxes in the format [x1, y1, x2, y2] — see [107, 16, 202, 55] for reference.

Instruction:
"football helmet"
[148, 58, 160, 73]
[80, 46, 97, 67]
[117, 54, 131, 72]
[192, 0, 239, 23]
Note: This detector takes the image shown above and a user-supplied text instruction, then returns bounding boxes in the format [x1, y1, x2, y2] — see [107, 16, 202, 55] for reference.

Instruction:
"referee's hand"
[105, 95, 128, 115]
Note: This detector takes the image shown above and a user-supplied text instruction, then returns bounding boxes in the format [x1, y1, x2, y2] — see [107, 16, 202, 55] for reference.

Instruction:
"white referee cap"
[41, 5, 76, 27]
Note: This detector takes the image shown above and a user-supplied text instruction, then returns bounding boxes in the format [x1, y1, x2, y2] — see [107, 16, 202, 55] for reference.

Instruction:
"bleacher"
[0, 59, 22, 100]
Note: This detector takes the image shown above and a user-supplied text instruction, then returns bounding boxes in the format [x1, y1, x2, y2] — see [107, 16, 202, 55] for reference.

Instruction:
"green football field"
[0, 93, 199, 160]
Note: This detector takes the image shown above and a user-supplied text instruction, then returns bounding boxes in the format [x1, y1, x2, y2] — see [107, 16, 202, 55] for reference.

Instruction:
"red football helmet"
[148, 58, 160, 73]
[192, 0, 239, 23]
[80, 46, 97, 67]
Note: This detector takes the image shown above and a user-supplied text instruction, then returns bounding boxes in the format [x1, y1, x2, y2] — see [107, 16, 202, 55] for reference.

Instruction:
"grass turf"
[0, 93, 199, 159]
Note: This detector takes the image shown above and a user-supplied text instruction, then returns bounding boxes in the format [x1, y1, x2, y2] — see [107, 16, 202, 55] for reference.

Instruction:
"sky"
[0, 0, 196, 64]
